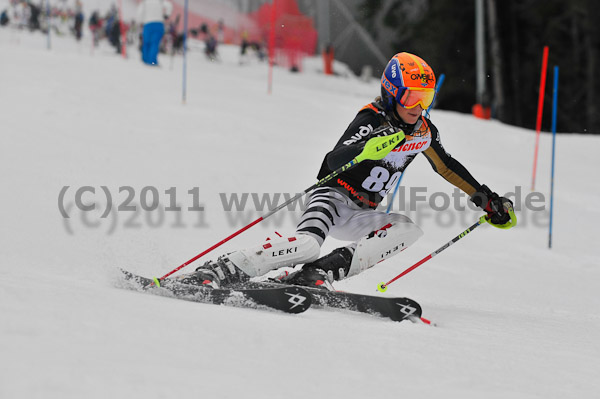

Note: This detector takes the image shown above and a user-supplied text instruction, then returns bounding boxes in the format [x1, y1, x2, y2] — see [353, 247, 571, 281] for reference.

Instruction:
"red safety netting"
[248, 0, 318, 71]
[167, 0, 317, 70]
[170, 1, 257, 45]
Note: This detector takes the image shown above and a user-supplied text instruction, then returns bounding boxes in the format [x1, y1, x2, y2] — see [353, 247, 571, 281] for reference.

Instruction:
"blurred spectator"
[165, 14, 184, 55]
[88, 10, 101, 46]
[105, 5, 121, 53]
[1, 9, 9, 27]
[28, 2, 41, 31]
[14, 0, 30, 29]
[73, 1, 83, 40]
[204, 30, 218, 61]
[239, 30, 265, 65]
[127, 19, 139, 46]
[216, 18, 224, 43]
[199, 22, 208, 37]
[240, 30, 249, 60]
[137, 0, 173, 66]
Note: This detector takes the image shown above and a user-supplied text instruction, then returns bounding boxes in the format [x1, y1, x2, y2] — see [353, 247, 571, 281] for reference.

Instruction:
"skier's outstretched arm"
[422, 122, 515, 228]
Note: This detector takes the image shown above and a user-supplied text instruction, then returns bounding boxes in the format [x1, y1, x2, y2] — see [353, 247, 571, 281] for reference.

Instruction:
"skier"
[73, 1, 84, 41]
[177, 52, 515, 289]
[136, 0, 173, 66]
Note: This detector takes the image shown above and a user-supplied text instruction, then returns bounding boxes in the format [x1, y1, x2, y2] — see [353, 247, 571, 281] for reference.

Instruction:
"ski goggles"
[398, 87, 436, 109]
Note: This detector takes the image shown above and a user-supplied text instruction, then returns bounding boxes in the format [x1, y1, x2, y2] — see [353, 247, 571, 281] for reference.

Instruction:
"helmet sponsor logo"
[410, 73, 434, 86]
[382, 75, 398, 96]
[391, 63, 397, 78]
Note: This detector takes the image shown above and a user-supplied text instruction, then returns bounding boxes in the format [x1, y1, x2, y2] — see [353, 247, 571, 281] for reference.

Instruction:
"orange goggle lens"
[398, 88, 435, 109]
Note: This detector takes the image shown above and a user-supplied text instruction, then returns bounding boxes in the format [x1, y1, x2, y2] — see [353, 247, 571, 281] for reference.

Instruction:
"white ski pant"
[229, 187, 422, 278]
[296, 187, 421, 245]
[295, 187, 423, 276]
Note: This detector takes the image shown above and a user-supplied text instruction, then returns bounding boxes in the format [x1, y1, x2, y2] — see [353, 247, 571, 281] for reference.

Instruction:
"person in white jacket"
[137, 0, 173, 65]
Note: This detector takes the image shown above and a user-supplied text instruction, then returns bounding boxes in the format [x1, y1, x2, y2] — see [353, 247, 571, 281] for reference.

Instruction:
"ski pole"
[153, 133, 406, 284]
[377, 215, 488, 292]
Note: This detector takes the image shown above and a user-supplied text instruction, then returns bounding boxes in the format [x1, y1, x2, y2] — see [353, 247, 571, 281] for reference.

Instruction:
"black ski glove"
[470, 185, 514, 226]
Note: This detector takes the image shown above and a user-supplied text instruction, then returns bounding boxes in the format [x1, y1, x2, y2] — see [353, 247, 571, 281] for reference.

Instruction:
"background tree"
[357, 0, 599, 133]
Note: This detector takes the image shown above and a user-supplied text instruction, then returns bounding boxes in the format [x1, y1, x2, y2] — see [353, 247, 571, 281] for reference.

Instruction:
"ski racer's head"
[381, 52, 436, 124]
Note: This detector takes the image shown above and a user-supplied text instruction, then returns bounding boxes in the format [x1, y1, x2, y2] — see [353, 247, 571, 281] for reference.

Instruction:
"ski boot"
[281, 247, 354, 290]
[173, 255, 249, 289]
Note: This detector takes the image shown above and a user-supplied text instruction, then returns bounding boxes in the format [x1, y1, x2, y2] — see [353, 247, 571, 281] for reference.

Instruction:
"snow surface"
[1, 27, 600, 399]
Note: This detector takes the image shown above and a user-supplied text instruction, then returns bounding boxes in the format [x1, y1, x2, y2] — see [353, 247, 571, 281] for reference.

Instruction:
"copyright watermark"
[58, 186, 208, 235]
[58, 185, 548, 235]
[218, 186, 547, 228]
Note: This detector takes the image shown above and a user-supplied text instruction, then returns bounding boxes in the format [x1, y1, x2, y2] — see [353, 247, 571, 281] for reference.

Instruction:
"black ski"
[118, 269, 312, 314]
[245, 281, 422, 323]
[308, 287, 422, 322]
[318, 289, 422, 322]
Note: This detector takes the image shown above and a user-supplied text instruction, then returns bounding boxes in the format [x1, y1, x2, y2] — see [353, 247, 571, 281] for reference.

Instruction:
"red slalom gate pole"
[267, 0, 277, 94]
[117, 0, 127, 58]
[377, 216, 488, 292]
[531, 46, 549, 191]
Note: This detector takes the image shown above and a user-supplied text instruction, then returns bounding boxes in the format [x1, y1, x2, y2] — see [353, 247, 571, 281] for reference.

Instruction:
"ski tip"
[376, 282, 387, 293]
[152, 277, 161, 287]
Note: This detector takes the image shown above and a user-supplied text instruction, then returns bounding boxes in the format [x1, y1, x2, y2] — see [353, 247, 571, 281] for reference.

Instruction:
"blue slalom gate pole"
[549, 66, 559, 248]
[425, 73, 445, 119]
[386, 73, 445, 213]
[182, 0, 189, 104]
[385, 172, 405, 213]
